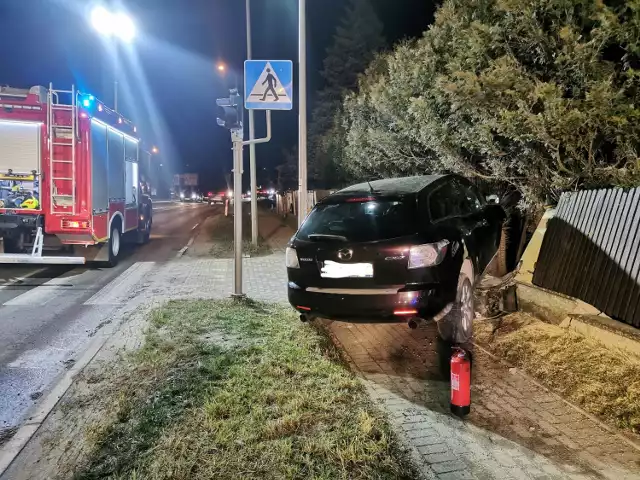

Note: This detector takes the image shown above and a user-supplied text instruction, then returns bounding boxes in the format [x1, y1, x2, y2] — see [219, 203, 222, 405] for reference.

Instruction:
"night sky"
[0, 0, 435, 191]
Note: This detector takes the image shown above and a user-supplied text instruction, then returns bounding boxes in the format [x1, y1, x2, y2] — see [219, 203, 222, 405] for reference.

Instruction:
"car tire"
[107, 222, 122, 267]
[437, 273, 474, 345]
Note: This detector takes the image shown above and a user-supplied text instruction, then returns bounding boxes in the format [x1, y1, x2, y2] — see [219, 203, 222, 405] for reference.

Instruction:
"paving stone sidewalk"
[324, 320, 640, 480]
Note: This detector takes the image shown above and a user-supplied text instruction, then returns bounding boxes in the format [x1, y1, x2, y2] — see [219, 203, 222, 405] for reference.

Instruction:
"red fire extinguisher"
[450, 347, 471, 417]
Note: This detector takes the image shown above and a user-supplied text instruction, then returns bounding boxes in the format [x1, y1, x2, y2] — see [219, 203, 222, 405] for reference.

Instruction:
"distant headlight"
[191, 193, 197, 199]
[180, 193, 185, 199]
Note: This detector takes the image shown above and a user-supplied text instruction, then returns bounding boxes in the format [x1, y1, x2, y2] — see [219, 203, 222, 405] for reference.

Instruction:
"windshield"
[297, 199, 416, 242]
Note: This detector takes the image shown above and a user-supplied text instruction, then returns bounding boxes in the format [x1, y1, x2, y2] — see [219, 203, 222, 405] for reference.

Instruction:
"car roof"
[333, 175, 450, 197]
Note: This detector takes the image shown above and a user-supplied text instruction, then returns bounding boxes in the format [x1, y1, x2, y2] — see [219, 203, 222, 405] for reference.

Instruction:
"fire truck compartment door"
[91, 120, 109, 213]
[125, 161, 139, 205]
[108, 129, 125, 202]
[0, 120, 41, 174]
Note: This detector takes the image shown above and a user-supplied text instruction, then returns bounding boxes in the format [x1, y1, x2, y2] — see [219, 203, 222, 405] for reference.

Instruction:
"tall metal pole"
[113, 41, 119, 113]
[298, 0, 308, 226]
[247, 0, 258, 246]
[232, 136, 244, 297]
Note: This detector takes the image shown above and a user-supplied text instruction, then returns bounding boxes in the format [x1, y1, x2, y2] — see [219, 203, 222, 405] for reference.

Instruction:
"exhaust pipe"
[407, 317, 421, 329]
[299, 313, 317, 323]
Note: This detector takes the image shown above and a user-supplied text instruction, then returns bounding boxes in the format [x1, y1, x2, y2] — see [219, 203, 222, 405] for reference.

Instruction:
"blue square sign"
[244, 60, 293, 110]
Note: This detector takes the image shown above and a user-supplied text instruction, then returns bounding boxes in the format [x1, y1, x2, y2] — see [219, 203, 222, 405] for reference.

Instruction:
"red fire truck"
[0, 84, 152, 266]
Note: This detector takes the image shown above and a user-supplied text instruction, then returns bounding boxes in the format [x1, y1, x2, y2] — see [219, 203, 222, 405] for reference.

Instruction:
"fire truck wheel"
[108, 223, 122, 267]
[437, 273, 474, 345]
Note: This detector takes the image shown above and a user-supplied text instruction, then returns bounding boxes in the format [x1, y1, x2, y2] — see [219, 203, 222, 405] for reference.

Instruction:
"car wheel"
[107, 222, 122, 267]
[437, 273, 474, 345]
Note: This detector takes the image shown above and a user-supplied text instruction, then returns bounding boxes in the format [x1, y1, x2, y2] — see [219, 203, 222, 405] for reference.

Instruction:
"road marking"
[2, 274, 79, 306]
[0, 268, 48, 291]
[176, 222, 202, 258]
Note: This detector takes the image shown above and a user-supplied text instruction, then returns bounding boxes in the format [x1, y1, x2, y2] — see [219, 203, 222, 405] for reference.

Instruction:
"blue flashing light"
[82, 95, 95, 108]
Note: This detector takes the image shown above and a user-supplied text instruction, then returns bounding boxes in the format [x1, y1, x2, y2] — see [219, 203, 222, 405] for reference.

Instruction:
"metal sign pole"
[230, 112, 271, 298]
[298, 0, 308, 227]
[232, 133, 244, 298]
[246, 0, 259, 247]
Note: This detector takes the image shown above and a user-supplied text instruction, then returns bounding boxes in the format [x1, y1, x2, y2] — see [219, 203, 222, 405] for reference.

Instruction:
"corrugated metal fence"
[533, 187, 640, 328]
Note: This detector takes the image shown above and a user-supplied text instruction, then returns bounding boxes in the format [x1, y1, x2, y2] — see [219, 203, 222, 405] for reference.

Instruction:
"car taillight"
[408, 240, 449, 269]
[285, 247, 300, 268]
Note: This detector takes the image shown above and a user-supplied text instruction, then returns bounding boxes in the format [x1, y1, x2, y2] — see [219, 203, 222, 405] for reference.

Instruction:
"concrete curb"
[517, 282, 640, 357]
[0, 313, 119, 477]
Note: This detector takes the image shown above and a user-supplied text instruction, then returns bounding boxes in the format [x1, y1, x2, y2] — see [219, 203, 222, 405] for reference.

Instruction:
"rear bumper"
[288, 284, 448, 322]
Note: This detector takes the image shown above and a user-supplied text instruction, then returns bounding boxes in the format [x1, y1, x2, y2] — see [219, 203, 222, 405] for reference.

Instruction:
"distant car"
[180, 188, 203, 203]
[208, 191, 226, 205]
[286, 174, 505, 344]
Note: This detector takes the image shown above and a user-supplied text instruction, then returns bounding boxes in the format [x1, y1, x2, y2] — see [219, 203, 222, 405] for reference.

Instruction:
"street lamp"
[152, 146, 159, 154]
[216, 62, 238, 91]
[90, 6, 137, 111]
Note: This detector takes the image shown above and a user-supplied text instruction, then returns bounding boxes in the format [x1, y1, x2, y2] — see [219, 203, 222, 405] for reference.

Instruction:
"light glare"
[91, 6, 136, 43]
[91, 6, 113, 36]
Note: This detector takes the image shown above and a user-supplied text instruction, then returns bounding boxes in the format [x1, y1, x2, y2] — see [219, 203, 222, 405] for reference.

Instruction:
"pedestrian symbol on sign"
[244, 60, 293, 110]
[261, 68, 279, 101]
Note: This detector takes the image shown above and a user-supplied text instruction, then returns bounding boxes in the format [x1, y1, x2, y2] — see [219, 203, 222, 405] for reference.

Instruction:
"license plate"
[320, 260, 373, 278]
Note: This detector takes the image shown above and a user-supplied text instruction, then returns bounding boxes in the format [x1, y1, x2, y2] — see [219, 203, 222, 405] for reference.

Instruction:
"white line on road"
[0, 268, 47, 291]
[191, 223, 200, 231]
[2, 273, 82, 306]
[176, 234, 197, 259]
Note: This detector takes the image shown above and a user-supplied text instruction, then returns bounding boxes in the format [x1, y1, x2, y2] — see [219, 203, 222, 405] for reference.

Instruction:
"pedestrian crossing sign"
[244, 60, 293, 111]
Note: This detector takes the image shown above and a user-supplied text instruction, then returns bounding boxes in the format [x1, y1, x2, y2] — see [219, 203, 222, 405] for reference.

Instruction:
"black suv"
[286, 175, 505, 344]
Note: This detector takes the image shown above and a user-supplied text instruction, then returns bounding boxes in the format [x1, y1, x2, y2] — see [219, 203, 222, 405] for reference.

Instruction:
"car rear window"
[297, 199, 416, 242]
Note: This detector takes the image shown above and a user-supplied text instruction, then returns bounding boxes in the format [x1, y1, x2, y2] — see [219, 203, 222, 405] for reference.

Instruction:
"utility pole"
[113, 42, 119, 112]
[246, 0, 258, 246]
[298, 0, 308, 226]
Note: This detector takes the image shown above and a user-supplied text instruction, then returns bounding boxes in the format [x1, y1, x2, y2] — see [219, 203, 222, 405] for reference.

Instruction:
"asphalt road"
[0, 202, 216, 437]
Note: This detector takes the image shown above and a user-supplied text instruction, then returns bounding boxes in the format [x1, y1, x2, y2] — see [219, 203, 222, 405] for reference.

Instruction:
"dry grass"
[72, 299, 416, 480]
[475, 313, 640, 434]
[206, 210, 272, 258]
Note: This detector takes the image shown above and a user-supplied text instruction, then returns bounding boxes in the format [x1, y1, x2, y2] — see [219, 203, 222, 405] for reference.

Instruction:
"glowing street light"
[216, 62, 237, 90]
[90, 6, 137, 112]
[90, 6, 136, 43]
[152, 146, 159, 154]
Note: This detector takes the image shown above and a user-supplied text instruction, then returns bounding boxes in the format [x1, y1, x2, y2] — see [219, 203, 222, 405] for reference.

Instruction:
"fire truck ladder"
[47, 83, 78, 215]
